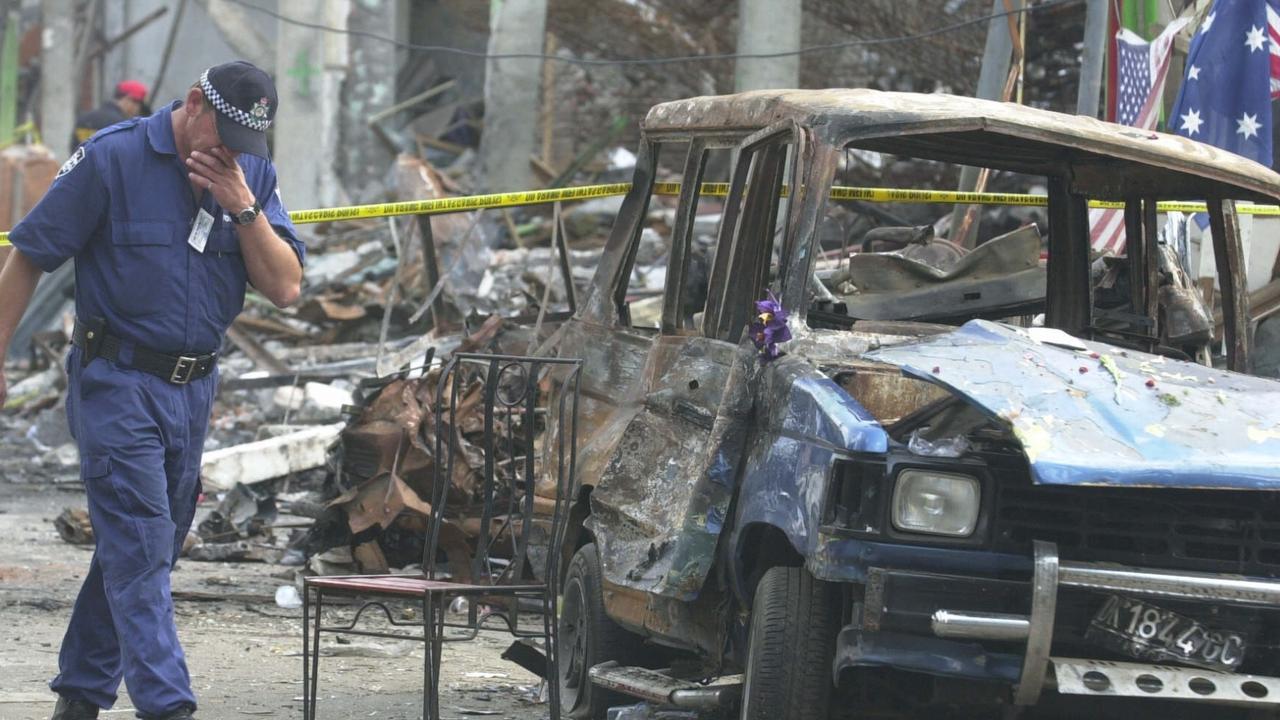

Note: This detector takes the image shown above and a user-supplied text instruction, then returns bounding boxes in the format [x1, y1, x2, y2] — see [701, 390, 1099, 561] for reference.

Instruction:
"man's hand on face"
[186, 147, 255, 213]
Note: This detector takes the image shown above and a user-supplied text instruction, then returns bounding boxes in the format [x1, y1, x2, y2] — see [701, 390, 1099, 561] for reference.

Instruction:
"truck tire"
[741, 565, 838, 720]
[560, 543, 644, 719]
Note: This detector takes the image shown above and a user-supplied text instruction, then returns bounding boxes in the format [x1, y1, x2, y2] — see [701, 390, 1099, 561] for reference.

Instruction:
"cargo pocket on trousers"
[81, 452, 161, 580]
[81, 453, 111, 481]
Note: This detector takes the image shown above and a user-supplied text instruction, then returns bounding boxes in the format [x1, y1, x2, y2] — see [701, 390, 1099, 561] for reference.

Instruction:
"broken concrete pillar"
[338, 0, 396, 204]
[204, 0, 273, 71]
[478, 0, 547, 192]
[274, 0, 347, 211]
[734, 0, 801, 92]
[40, 0, 75, 158]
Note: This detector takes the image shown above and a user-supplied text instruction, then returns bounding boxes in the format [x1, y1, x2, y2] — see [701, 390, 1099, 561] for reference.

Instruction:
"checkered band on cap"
[199, 69, 271, 132]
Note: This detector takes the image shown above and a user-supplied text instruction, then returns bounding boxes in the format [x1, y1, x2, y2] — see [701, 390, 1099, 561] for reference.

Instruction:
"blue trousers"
[50, 347, 213, 718]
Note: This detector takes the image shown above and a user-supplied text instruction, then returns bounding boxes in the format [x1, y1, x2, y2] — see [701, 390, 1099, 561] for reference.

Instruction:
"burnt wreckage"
[541, 90, 1280, 717]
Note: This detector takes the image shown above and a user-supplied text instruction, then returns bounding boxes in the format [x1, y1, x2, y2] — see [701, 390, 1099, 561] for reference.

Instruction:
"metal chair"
[302, 353, 582, 720]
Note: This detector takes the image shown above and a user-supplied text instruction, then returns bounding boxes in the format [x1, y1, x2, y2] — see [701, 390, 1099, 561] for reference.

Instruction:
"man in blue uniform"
[70, 80, 150, 153]
[0, 61, 304, 720]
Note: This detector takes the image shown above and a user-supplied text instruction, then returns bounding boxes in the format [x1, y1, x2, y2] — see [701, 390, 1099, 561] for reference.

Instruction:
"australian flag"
[1169, 0, 1280, 168]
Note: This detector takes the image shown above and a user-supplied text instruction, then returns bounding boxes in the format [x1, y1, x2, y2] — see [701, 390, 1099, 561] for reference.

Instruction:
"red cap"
[116, 80, 148, 101]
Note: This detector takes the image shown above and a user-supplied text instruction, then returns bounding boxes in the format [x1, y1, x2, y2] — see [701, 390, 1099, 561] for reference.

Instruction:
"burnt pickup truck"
[545, 90, 1280, 719]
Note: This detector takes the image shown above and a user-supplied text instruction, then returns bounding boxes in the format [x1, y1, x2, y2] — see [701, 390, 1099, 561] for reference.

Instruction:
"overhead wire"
[223, 0, 1083, 68]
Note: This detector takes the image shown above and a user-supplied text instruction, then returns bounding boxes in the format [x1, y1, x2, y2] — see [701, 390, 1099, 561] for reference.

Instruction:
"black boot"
[153, 706, 195, 720]
[50, 696, 99, 720]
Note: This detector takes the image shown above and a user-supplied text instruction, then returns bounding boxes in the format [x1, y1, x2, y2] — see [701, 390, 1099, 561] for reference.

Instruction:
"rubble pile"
[299, 320, 552, 579]
[0, 133, 668, 589]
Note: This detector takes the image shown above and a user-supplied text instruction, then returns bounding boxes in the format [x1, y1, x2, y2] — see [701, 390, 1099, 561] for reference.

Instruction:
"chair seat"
[305, 574, 544, 597]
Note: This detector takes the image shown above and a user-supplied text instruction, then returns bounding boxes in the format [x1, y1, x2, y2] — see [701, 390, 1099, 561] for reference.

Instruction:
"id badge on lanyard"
[188, 208, 214, 253]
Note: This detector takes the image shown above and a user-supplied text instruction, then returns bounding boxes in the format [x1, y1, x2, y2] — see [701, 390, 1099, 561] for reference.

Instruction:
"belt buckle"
[169, 355, 198, 384]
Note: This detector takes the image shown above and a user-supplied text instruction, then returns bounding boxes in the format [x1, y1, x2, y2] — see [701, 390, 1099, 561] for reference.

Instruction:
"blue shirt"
[10, 102, 304, 354]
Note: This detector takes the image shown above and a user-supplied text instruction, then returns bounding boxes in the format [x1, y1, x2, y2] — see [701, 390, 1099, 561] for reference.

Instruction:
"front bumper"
[840, 541, 1280, 706]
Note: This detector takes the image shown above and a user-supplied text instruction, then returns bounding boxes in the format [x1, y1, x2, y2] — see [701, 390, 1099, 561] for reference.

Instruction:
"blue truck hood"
[865, 320, 1280, 489]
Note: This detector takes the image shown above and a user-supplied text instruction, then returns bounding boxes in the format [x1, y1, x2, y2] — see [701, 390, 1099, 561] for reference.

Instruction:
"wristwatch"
[231, 200, 262, 225]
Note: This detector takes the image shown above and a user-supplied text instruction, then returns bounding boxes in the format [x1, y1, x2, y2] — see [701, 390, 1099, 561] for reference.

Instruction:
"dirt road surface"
[0, 481, 543, 720]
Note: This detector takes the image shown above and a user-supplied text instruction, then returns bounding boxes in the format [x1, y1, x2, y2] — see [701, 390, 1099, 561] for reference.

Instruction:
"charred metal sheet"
[551, 320, 650, 496]
[341, 373, 478, 510]
[866, 320, 1280, 489]
[653, 345, 755, 600]
[586, 337, 738, 603]
[327, 472, 475, 582]
[837, 224, 1045, 323]
[846, 225, 1040, 292]
[331, 472, 432, 535]
[341, 378, 429, 480]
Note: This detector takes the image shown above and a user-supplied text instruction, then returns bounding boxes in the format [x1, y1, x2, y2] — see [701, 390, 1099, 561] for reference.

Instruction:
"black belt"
[72, 318, 217, 385]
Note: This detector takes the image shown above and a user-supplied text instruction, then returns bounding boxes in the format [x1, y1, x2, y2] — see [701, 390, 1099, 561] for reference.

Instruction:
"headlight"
[891, 469, 980, 537]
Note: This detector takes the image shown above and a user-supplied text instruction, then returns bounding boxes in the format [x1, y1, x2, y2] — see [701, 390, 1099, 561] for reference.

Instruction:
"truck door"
[585, 123, 808, 626]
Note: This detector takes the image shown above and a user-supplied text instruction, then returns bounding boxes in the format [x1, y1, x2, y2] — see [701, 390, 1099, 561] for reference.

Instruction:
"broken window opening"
[1070, 198, 1222, 365]
[660, 143, 735, 336]
[808, 144, 1047, 332]
[704, 126, 798, 343]
[618, 139, 691, 331]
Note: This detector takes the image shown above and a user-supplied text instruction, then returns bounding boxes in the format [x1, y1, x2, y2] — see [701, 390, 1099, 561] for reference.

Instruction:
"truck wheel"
[560, 543, 643, 719]
[741, 565, 838, 720]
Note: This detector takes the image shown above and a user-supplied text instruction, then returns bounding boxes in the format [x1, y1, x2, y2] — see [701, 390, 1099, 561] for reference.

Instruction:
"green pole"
[1120, 0, 1138, 33]
[1120, 0, 1163, 38]
[0, 10, 18, 146]
[1144, 0, 1161, 38]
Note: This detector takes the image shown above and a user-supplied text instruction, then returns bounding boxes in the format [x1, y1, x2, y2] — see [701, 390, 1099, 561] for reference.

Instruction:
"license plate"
[1086, 595, 1247, 672]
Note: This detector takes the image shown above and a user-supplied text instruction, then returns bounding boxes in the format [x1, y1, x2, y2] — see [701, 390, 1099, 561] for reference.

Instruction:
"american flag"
[1270, 1, 1280, 98]
[1091, 19, 1189, 255]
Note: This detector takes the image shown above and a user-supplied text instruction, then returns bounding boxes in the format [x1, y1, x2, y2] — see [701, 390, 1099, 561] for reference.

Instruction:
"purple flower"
[749, 290, 791, 360]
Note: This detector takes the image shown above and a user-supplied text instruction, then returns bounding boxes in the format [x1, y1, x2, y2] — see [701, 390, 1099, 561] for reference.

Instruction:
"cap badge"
[251, 97, 270, 120]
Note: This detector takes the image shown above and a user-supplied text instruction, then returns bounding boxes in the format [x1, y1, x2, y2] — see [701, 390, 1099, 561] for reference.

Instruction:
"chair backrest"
[421, 353, 582, 595]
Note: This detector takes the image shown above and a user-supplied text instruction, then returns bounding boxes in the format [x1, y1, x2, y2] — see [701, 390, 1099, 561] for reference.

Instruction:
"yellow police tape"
[3, 182, 1279, 247]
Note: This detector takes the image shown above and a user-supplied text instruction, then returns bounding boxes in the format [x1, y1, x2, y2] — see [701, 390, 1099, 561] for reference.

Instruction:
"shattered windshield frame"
[782, 125, 1259, 373]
